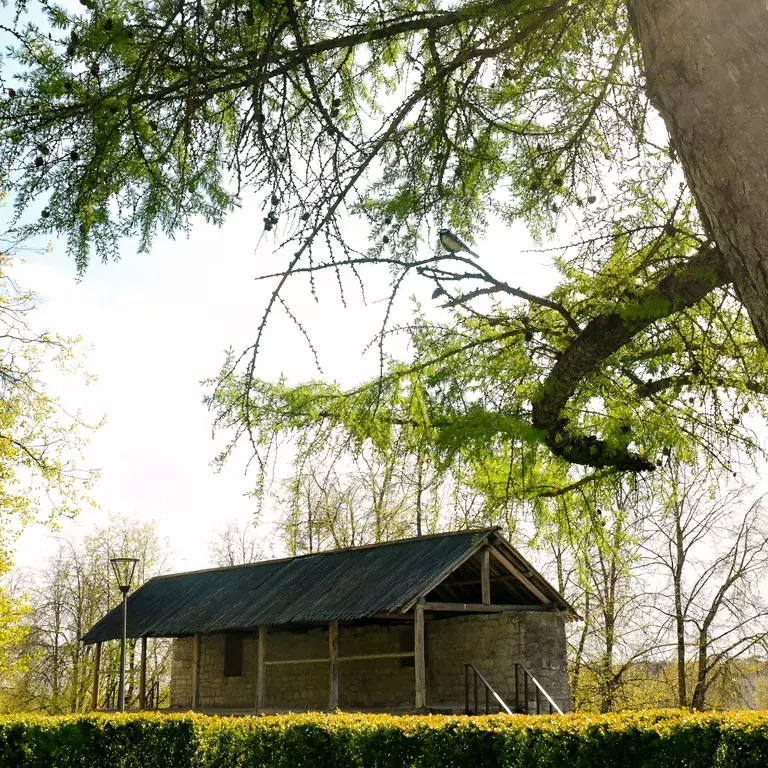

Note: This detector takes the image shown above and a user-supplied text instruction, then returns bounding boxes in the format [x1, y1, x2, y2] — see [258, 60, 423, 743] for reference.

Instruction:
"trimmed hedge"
[1, 710, 768, 768]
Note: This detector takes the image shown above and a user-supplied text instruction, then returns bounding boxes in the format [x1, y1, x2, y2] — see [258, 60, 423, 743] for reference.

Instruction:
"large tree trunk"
[629, 0, 768, 348]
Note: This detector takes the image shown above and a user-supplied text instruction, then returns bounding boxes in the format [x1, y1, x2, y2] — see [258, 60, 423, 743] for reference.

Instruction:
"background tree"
[0, 245, 98, 544]
[0, 563, 32, 710]
[566, 489, 657, 713]
[546, 462, 768, 713]
[276, 454, 418, 553]
[209, 519, 263, 566]
[1, 515, 172, 714]
[641, 465, 768, 711]
[270, 439, 501, 552]
[0, 237, 98, 711]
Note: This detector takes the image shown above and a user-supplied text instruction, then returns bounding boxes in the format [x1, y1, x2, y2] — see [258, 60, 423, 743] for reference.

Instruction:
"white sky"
[8, 195, 559, 573]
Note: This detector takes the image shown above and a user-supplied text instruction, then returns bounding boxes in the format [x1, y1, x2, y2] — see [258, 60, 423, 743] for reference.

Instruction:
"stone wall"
[428, 612, 572, 713]
[171, 633, 260, 709]
[169, 611, 572, 713]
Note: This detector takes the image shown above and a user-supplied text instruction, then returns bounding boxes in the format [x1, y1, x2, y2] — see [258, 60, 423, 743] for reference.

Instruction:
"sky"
[8, 193, 557, 574]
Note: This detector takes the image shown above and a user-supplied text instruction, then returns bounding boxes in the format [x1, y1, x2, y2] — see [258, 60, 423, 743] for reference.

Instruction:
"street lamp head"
[110, 556, 139, 593]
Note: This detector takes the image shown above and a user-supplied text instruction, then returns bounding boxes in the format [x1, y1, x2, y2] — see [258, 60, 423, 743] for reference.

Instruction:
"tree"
[0, 246, 98, 540]
[270, 437, 502, 552]
[209, 519, 263, 566]
[3, 0, 768, 490]
[0, 562, 33, 710]
[0, 240, 97, 710]
[628, 0, 768, 353]
[641, 465, 768, 711]
[535, 481, 663, 712]
[574, 505, 653, 712]
[2, 516, 172, 714]
[275, 455, 418, 553]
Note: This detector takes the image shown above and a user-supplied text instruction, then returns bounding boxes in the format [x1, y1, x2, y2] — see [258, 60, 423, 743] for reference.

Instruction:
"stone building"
[83, 528, 578, 714]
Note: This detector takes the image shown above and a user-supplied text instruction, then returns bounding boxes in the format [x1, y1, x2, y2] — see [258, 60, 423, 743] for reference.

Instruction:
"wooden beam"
[90, 642, 102, 711]
[328, 621, 339, 711]
[488, 546, 551, 603]
[414, 600, 426, 710]
[256, 626, 266, 712]
[421, 602, 553, 613]
[371, 612, 415, 621]
[263, 651, 417, 665]
[264, 657, 329, 666]
[339, 652, 415, 662]
[439, 574, 522, 588]
[191, 634, 201, 710]
[139, 637, 147, 710]
[264, 651, 414, 667]
[481, 548, 491, 605]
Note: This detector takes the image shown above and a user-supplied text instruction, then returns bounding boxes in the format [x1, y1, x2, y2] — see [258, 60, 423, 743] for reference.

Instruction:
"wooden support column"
[256, 626, 267, 712]
[191, 633, 201, 710]
[414, 600, 426, 710]
[139, 637, 147, 710]
[328, 620, 339, 711]
[90, 642, 102, 711]
[481, 548, 491, 605]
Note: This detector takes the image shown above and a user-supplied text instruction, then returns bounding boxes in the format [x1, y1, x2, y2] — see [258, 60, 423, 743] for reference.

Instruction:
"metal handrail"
[464, 664, 512, 714]
[464, 663, 563, 716]
[514, 663, 563, 715]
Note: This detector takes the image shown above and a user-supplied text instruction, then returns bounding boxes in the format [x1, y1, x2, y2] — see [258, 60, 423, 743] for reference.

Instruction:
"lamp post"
[110, 556, 139, 712]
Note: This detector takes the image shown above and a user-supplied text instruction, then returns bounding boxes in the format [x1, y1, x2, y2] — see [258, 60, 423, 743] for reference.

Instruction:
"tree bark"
[531, 247, 729, 471]
[690, 632, 709, 711]
[570, 591, 590, 710]
[673, 552, 687, 708]
[629, 0, 768, 349]
[600, 611, 615, 713]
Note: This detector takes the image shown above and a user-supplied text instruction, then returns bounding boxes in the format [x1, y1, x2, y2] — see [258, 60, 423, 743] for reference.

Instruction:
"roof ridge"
[149, 527, 500, 582]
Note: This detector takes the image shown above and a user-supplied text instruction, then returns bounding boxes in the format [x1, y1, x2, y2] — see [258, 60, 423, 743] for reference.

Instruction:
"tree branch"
[531, 245, 732, 471]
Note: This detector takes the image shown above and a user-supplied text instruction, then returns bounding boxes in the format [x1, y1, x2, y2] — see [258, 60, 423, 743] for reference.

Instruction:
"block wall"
[169, 611, 572, 713]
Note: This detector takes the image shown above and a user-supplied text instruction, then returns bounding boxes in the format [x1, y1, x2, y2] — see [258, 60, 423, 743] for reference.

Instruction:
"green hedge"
[1, 711, 767, 768]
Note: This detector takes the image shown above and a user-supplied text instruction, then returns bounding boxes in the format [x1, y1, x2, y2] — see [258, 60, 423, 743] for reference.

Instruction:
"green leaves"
[0, 252, 98, 529]
[0, 0, 638, 269]
[4, 0, 766, 526]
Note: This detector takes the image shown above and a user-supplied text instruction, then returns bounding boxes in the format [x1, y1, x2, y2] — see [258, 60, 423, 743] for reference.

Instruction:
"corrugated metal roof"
[82, 528, 575, 643]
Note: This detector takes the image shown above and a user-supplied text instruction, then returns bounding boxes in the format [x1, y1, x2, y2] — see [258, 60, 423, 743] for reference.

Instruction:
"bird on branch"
[439, 228, 479, 258]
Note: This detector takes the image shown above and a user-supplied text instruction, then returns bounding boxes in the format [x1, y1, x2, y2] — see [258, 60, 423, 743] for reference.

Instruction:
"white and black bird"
[439, 228, 479, 258]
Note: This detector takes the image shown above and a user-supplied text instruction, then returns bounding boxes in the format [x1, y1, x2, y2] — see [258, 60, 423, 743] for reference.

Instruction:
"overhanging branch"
[531, 246, 731, 471]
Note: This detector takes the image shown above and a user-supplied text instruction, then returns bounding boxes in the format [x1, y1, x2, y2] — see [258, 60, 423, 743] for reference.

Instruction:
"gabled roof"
[82, 528, 577, 643]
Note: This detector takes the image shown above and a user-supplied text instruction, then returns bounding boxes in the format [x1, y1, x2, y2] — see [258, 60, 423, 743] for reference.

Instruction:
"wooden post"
[90, 642, 102, 711]
[481, 548, 491, 605]
[191, 633, 201, 710]
[256, 626, 266, 712]
[464, 664, 470, 714]
[328, 620, 339, 711]
[139, 637, 147, 710]
[414, 600, 426, 710]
